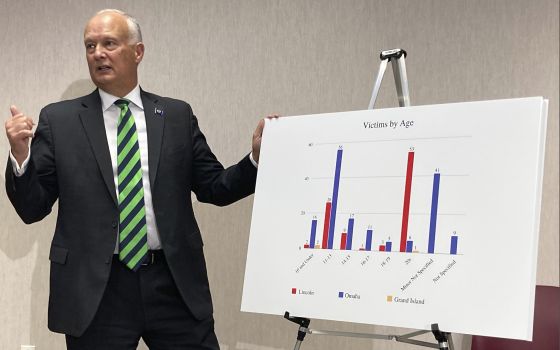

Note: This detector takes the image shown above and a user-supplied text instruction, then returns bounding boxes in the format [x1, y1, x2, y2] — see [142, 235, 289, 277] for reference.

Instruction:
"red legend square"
[291, 288, 297, 294]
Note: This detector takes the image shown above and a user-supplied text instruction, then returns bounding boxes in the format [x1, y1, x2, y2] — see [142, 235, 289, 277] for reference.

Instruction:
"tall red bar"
[340, 233, 347, 250]
[321, 201, 332, 249]
[399, 151, 415, 252]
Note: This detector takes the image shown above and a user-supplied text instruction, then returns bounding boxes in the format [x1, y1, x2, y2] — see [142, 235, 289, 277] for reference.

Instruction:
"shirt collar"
[98, 85, 144, 112]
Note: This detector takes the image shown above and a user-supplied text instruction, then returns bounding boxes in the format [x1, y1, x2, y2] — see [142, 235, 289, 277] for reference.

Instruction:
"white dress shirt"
[99, 86, 161, 251]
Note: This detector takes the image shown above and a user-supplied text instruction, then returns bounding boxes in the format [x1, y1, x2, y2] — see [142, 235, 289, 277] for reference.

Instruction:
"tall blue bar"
[365, 229, 373, 251]
[428, 173, 441, 254]
[346, 218, 354, 250]
[385, 241, 392, 252]
[327, 149, 343, 249]
[406, 240, 413, 252]
[309, 219, 318, 248]
[450, 236, 458, 255]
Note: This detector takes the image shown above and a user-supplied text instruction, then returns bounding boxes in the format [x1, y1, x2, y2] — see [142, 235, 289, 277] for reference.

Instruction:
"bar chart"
[242, 97, 547, 341]
[302, 147, 461, 256]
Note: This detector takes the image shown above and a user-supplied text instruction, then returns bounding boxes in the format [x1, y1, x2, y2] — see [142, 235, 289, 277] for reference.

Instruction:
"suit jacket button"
[112, 221, 118, 228]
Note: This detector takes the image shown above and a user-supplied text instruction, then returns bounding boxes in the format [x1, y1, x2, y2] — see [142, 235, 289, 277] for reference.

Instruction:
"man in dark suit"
[5, 9, 267, 350]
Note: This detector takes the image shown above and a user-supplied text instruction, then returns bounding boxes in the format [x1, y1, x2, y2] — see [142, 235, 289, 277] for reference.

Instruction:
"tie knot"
[115, 99, 130, 110]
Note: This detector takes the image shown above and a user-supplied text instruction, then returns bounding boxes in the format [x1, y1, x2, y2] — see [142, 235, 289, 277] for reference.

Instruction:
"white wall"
[0, 1, 558, 349]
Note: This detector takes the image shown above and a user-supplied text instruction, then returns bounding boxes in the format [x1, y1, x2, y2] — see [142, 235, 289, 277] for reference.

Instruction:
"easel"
[284, 49, 455, 350]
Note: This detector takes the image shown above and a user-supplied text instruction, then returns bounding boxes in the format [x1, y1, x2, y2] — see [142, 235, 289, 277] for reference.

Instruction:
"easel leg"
[284, 312, 311, 350]
[432, 323, 454, 350]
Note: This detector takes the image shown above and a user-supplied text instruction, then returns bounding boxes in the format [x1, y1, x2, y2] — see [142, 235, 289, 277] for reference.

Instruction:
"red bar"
[400, 151, 415, 252]
[379, 245, 386, 251]
[340, 233, 347, 250]
[303, 244, 310, 248]
[321, 201, 332, 249]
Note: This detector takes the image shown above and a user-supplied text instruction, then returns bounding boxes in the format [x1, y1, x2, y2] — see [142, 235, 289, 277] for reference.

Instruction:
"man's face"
[84, 13, 144, 97]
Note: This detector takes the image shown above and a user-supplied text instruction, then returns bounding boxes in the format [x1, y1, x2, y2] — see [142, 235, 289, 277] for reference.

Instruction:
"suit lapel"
[78, 90, 118, 206]
[141, 89, 164, 191]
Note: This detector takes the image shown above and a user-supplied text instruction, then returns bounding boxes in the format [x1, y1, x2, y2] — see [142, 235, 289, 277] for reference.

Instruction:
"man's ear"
[135, 42, 145, 63]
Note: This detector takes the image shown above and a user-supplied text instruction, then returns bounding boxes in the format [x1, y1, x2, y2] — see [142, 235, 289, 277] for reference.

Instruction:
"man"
[5, 9, 268, 349]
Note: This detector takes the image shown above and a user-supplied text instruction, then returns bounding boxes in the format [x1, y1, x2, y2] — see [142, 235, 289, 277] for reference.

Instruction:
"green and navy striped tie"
[115, 99, 148, 271]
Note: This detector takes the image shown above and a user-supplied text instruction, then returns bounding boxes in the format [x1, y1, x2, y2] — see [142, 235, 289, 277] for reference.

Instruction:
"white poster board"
[241, 97, 548, 340]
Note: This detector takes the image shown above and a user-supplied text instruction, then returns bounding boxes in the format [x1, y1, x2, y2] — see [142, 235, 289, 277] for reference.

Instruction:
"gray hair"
[95, 9, 143, 44]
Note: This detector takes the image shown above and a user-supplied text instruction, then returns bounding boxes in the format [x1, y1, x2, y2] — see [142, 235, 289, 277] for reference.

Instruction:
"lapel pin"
[155, 107, 164, 117]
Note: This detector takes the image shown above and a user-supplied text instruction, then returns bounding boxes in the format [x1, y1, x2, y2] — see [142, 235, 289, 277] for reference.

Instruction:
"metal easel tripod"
[284, 49, 454, 350]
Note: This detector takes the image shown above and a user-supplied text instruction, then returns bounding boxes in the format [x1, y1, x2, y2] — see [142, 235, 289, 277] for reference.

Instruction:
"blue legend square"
[338, 291, 344, 298]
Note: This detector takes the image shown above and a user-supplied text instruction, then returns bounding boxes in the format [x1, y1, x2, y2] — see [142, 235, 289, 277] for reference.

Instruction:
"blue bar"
[406, 240, 413, 252]
[309, 219, 317, 248]
[428, 173, 441, 254]
[327, 149, 343, 249]
[385, 241, 392, 252]
[346, 218, 354, 250]
[365, 229, 373, 251]
[450, 236, 458, 255]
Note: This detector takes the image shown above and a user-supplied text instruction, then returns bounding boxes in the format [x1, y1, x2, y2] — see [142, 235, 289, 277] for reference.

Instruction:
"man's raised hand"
[5, 105, 34, 166]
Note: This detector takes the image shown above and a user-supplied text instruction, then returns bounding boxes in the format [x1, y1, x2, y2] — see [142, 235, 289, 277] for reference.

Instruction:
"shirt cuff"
[249, 152, 258, 168]
[9, 149, 30, 177]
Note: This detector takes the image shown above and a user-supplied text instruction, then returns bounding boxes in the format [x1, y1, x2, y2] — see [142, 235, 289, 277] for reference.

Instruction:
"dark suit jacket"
[5, 89, 257, 337]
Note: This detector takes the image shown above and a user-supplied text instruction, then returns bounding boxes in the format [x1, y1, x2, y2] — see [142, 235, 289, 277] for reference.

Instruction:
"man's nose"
[93, 45, 107, 59]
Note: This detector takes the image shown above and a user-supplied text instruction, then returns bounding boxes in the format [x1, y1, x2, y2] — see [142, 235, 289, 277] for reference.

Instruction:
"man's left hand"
[251, 114, 279, 164]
